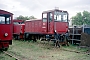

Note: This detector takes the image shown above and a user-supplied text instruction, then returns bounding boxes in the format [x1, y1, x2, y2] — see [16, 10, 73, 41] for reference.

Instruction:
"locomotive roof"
[13, 20, 24, 22]
[26, 19, 42, 21]
[42, 9, 68, 13]
[0, 9, 13, 15]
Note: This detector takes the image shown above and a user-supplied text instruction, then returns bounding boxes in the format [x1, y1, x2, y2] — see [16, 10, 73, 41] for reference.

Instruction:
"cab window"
[54, 11, 68, 22]
[42, 13, 47, 22]
[0, 14, 11, 24]
[48, 12, 53, 22]
[13, 22, 20, 24]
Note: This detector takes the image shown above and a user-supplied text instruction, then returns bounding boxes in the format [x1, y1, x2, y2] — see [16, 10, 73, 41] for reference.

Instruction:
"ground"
[0, 40, 90, 60]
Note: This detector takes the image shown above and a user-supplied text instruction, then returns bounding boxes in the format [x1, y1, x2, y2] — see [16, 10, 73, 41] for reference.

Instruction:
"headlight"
[5, 33, 8, 37]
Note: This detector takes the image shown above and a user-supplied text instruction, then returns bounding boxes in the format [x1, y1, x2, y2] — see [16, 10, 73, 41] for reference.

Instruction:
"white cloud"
[0, 0, 90, 19]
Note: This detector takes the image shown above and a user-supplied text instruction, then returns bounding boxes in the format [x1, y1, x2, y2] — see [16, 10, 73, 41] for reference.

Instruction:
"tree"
[29, 16, 37, 20]
[71, 11, 90, 25]
[16, 15, 36, 22]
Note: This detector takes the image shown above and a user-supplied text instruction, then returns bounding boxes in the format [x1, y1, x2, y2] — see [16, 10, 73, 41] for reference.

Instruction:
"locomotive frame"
[13, 20, 25, 40]
[0, 10, 13, 50]
[24, 9, 69, 42]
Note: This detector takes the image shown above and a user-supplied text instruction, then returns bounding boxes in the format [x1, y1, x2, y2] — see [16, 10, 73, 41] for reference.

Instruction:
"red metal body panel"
[25, 20, 68, 35]
[24, 9, 69, 41]
[0, 10, 13, 15]
[13, 20, 25, 39]
[0, 25, 12, 40]
[41, 9, 69, 35]
[21, 24, 25, 34]
[13, 24, 21, 35]
[13, 24, 25, 34]
[13, 20, 24, 23]
[13, 20, 25, 34]
[0, 10, 13, 49]
[54, 22, 68, 34]
[42, 22, 54, 34]
[42, 22, 68, 34]
[25, 19, 42, 33]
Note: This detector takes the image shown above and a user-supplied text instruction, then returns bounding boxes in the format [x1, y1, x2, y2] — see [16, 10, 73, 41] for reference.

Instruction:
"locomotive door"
[42, 13, 48, 33]
[42, 12, 53, 33]
[47, 12, 53, 33]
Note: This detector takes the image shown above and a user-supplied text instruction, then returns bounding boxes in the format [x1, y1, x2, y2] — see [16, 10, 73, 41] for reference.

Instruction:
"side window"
[0, 16, 5, 24]
[54, 11, 68, 22]
[54, 15, 62, 21]
[63, 14, 67, 22]
[0, 15, 11, 24]
[6, 16, 11, 24]
[49, 12, 53, 22]
[13, 22, 19, 24]
[43, 13, 47, 22]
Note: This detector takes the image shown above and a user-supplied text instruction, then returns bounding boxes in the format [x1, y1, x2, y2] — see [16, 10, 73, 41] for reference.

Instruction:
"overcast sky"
[0, 0, 90, 19]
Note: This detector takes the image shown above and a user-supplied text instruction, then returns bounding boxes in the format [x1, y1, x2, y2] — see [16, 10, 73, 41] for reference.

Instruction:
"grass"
[0, 40, 90, 60]
[0, 51, 15, 60]
[62, 44, 89, 52]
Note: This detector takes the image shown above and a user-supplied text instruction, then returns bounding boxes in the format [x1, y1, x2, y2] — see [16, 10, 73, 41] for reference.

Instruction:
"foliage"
[15, 15, 36, 22]
[71, 11, 90, 25]
[7, 40, 90, 60]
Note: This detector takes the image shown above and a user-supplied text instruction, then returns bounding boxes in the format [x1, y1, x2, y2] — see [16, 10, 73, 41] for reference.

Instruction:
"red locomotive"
[13, 20, 25, 40]
[0, 10, 13, 50]
[24, 9, 69, 41]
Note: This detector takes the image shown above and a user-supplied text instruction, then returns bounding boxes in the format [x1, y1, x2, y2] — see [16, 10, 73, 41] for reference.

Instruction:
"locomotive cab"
[13, 20, 25, 40]
[24, 9, 69, 43]
[0, 10, 13, 50]
[42, 9, 69, 34]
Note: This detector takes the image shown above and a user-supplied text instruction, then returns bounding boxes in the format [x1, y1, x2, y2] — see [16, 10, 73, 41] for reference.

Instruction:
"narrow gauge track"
[39, 41, 90, 54]
[61, 48, 87, 54]
[3, 51, 31, 60]
[3, 51, 19, 60]
[62, 47, 88, 54]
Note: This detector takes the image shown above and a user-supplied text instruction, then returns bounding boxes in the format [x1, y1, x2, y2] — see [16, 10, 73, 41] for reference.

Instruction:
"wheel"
[15, 35, 20, 40]
[17, 35, 20, 40]
[15, 35, 18, 40]
[24, 33, 29, 40]
[3, 47, 8, 51]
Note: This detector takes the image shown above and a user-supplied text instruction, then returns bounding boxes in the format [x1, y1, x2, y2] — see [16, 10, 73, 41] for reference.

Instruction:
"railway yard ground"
[0, 40, 90, 60]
